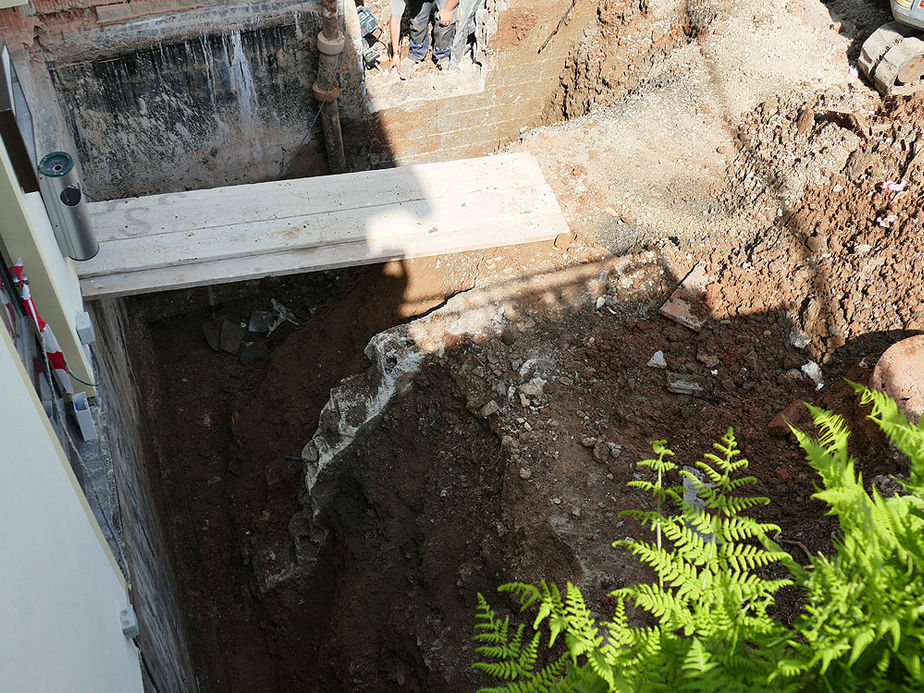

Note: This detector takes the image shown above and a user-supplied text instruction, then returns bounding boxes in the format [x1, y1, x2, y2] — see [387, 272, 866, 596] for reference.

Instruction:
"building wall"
[0, 324, 143, 693]
[0, 126, 95, 394]
[89, 297, 198, 692]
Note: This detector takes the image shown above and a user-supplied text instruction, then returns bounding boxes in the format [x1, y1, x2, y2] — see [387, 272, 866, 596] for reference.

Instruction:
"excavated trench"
[72, 1, 903, 690]
[105, 8, 704, 687]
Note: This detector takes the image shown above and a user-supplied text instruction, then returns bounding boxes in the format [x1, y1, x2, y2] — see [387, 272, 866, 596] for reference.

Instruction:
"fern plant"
[775, 384, 924, 691]
[472, 386, 924, 692]
[474, 429, 796, 691]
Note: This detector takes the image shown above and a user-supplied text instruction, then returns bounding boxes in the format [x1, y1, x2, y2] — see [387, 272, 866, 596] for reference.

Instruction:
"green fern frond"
[852, 382, 924, 491]
[474, 391, 924, 692]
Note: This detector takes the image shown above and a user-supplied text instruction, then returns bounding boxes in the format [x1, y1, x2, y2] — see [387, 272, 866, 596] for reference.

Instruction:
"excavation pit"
[7, 0, 924, 690]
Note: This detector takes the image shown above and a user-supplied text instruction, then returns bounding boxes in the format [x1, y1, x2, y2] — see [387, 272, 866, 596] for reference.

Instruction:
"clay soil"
[130, 4, 924, 692]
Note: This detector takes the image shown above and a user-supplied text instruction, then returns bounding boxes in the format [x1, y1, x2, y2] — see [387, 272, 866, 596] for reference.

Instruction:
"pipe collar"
[317, 32, 345, 55]
[312, 82, 341, 102]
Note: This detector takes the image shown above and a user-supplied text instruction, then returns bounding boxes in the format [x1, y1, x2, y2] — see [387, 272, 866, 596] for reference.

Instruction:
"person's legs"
[432, 16, 455, 63]
[433, 0, 458, 66]
[408, 0, 434, 61]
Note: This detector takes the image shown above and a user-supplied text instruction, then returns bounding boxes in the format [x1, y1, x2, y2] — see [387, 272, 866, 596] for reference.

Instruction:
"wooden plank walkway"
[78, 153, 569, 299]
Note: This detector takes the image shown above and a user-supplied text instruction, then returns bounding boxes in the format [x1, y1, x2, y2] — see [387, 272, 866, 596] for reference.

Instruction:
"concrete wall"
[89, 297, 198, 692]
[4, 0, 595, 200]
[0, 325, 143, 692]
[49, 15, 338, 199]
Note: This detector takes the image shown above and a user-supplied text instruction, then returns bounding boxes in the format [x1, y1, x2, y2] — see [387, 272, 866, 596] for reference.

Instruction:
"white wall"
[0, 133, 96, 395]
[0, 326, 143, 692]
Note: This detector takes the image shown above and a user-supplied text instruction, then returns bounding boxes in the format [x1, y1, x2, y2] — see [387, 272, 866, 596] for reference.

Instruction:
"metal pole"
[313, 0, 347, 173]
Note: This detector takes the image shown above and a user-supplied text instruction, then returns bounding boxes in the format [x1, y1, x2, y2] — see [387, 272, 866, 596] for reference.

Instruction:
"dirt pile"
[547, 0, 723, 121]
[707, 94, 924, 360]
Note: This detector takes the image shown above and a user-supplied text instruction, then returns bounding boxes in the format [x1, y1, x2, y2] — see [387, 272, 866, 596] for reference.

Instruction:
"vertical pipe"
[313, 0, 347, 173]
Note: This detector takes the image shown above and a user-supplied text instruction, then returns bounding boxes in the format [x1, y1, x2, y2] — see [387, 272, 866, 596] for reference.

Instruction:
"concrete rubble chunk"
[479, 400, 501, 418]
[201, 319, 221, 351]
[801, 361, 823, 387]
[647, 350, 667, 368]
[666, 371, 704, 395]
[658, 262, 712, 331]
[789, 326, 810, 349]
[518, 377, 546, 399]
[220, 319, 245, 354]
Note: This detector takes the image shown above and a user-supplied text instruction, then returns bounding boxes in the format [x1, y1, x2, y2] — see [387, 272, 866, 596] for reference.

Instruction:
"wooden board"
[79, 153, 569, 299]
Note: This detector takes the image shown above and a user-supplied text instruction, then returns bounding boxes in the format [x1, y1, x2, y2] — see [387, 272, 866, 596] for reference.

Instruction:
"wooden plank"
[86, 153, 544, 242]
[78, 153, 571, 299]
[80, 211, 568, 298]
[79, 181, 557, 277]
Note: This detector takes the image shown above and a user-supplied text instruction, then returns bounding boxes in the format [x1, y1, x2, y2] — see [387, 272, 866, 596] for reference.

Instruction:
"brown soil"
[128, 5, 924, 693]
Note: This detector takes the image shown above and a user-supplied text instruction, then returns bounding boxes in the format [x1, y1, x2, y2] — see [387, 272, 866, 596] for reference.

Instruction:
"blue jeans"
[408, 0, 455, 61]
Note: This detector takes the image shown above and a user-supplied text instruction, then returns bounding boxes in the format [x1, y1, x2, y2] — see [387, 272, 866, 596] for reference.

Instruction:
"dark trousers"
[408, 0, 455, 61]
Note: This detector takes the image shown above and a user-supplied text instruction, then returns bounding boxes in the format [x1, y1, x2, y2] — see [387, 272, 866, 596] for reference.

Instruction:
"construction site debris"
[880, 180, 908, 192]
[248, 311, 274, 333]
[479, 400, 500, 418]
[219, 319, 245, 354]
[768, 400, 808, 436]
[801, 361, 824, 388]
[201, 319, 221, 351]
[666, 371, 704, 395]
[658, 263, 711, 332]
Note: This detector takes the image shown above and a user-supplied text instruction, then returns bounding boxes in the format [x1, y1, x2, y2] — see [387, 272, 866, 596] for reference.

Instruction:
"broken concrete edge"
[302, 327, 428, 496]
[299, 253, 660, 492]
[289, 252, 678, 573]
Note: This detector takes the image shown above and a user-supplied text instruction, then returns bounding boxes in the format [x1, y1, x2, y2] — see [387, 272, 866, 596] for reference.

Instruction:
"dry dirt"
[130, 0, 924, 690]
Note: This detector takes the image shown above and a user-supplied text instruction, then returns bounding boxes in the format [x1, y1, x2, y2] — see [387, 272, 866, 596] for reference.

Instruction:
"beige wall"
[0, 325, 143, 692]
[0, 135, 95, 395]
